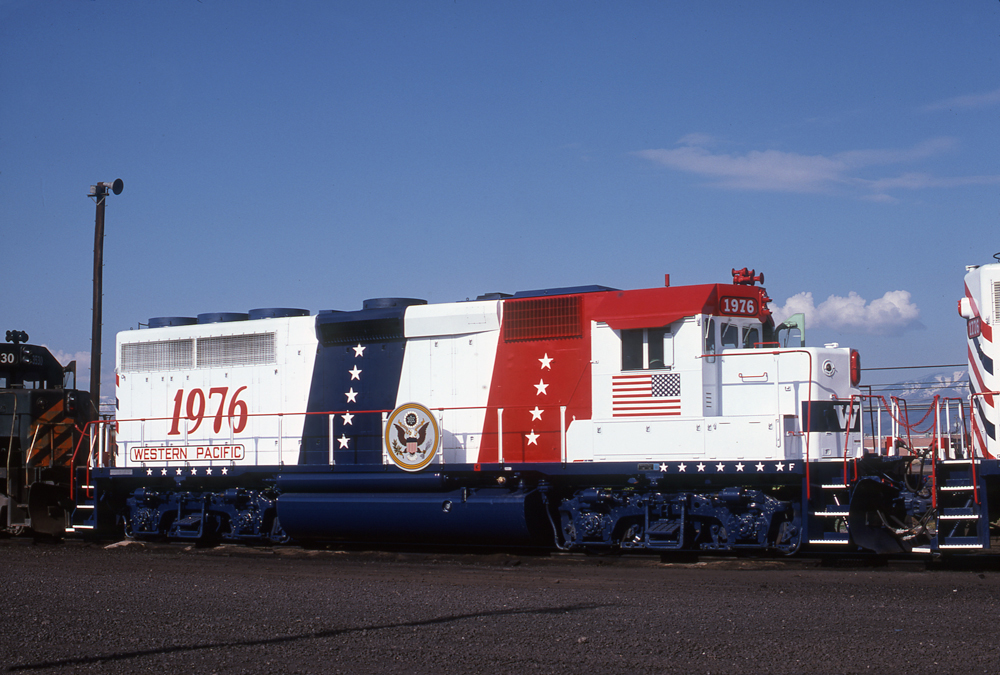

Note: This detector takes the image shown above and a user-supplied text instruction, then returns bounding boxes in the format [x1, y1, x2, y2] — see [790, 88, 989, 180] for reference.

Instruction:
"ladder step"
[647, 522, 681, 535]
[821, 484, 848, 489]
[809, 535, 851, 545]
[940, 485, 975, 491]
[939, 536, 984, 549]
[811, 510, 849, 517]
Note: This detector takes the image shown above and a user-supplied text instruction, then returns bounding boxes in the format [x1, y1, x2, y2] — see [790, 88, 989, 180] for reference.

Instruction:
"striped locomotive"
[960, 259, 999, 458]
[68, 260, 1000, 556]
[1, 333, 95, 536]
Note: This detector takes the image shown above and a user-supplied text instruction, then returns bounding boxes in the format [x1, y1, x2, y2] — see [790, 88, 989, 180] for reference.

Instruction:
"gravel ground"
[2, 538, 1000, 674]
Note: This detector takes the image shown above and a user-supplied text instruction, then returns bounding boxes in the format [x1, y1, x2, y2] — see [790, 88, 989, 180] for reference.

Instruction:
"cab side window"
[648, 327, 671, 369]
[621, 329, 644, 371]
[622, 327, 672, 370]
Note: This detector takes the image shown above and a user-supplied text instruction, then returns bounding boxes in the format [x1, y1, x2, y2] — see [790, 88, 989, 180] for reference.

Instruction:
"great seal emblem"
[384, 402, 440, 472]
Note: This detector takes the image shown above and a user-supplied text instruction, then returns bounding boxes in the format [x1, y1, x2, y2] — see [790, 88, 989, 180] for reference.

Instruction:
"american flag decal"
[612, 372, 681, 417]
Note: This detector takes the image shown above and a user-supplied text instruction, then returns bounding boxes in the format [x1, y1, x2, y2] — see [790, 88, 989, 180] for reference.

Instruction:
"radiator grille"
[120, 339, 194, 372]
[120, 332, 276, 372]
[503, 296, 582, 342]
[196, 333, 276, 368]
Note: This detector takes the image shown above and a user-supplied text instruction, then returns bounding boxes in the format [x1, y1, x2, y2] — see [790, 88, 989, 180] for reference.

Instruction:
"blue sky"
[2, 1, 998, 405]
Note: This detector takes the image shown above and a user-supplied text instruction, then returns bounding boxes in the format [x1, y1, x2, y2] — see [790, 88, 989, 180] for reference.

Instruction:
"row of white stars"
[526, 353, 553, 444]
[658, 461, 794, 473]
[337, 344, 367, 449]
[143, 462, 794, 475]
[146, 466, 231, 476]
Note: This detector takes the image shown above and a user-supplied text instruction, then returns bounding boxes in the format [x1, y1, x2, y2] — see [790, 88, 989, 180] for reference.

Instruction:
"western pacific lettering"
[130, 445, 246, 462]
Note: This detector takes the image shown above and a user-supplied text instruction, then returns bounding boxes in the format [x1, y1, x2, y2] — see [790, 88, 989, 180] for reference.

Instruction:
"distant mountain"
[867, 368, 969, 405]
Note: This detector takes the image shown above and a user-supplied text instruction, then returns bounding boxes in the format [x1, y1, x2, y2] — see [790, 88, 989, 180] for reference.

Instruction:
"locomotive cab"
[574, 276, 861, 464]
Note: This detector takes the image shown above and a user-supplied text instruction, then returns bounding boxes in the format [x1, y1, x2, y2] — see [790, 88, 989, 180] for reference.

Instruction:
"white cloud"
[923, 87, 1000, 112]
[865, 172, 1000, 191]
[634, 135, 1000, 198]
[43, 348, 90, 386]
[634, 145, 844, 192]
[770, 290, 921, 336]
[46, 349, 90, 371]
[834, 137, 958, 167]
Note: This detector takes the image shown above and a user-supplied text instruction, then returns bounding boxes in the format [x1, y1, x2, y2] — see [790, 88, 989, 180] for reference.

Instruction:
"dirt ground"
[2, 538, 999, 674]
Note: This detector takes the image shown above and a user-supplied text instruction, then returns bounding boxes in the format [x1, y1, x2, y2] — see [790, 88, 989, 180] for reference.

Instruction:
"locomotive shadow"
[7, 602, 606, 672]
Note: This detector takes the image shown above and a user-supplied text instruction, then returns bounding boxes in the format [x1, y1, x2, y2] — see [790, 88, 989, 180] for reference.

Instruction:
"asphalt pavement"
[2, 539, 999, 674]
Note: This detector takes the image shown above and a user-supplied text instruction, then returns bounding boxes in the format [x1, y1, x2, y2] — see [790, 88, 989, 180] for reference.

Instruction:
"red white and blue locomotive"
[64, 259, 1000, 555]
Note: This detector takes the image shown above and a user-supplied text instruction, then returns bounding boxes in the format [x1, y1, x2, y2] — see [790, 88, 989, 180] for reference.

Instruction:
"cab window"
[720, 322, 739, 349]
[621, 329, 644, 370]
[622, 327, 672, 370]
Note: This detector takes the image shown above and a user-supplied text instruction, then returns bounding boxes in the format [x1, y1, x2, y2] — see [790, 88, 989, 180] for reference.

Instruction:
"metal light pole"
[89, 178, 124, 414]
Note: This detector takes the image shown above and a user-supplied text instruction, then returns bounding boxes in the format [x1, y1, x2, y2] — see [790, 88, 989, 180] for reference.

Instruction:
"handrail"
[851, 393, 984, 509]
[74, 403, 578, 482]
[68, 418, 108, 501]
[957, 394, 981, 505]
[896, 397, 938, 509]
[1, 410, 82, 469]
[844, 394, 885, 481]
[844, 393, 949, 457]
[936, 397, 970, 459]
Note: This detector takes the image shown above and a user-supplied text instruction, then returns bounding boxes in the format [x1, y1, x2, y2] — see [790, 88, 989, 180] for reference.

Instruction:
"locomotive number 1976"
[719, 296, 757, 316]
[168, 386, 249, 435]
